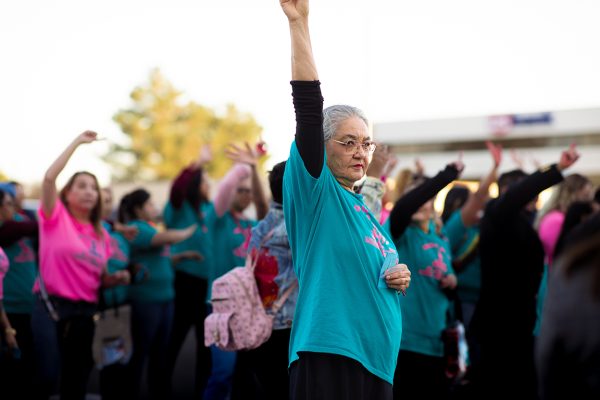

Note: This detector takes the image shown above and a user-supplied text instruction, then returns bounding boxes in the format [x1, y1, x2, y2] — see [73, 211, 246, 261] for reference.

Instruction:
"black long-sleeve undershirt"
[388, 165, 460, 240]
[291, 80, 324, 178]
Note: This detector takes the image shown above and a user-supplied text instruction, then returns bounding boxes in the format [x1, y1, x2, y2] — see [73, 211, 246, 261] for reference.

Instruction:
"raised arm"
[389, 162, 462, 240]
[489, 144, 579, 221]
[361, 144, 393, 219]
[282, 0, 324, 178]
[169, 145, 212, 209]
[225, 142, 269, 220]
[213, 163, 252, 218]
[150, 225, 197, 247]
[460, 141, 502, 227]
[41, 131, 98, 218]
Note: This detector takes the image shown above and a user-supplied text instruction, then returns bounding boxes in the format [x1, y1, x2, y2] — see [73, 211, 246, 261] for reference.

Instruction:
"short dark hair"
[269, 161, 286, 205]
[594, 187, 600, 204]
[498, 169, 528, 193]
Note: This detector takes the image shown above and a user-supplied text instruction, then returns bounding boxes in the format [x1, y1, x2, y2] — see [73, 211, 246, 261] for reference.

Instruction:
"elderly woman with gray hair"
[279, 0, 411, 399]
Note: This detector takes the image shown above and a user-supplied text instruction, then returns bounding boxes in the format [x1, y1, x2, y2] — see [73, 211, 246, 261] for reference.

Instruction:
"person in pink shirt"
[536, 173, 593, 266]
[31, 131, 130, 400]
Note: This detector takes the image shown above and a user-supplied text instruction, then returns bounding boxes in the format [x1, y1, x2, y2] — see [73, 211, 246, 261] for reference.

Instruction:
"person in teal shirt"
[0, 189, 38, 399]
[203, 143, 268, 400]
[386, 162, 464, 400]
[162, 146, 215, 397]
[279, 1, 411, 398]
[118, 188, 197, 400]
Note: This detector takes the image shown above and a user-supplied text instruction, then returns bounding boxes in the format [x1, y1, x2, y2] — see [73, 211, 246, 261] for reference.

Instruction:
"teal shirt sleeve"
[128, 221, 156, 249]
[443, 211, 468, 257]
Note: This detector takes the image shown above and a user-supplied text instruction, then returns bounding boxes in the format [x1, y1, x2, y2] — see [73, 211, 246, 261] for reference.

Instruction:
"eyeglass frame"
[330, 138, 377, 154]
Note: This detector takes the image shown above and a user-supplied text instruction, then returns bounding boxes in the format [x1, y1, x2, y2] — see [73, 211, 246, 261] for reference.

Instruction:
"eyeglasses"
[331, 139, 377, 154]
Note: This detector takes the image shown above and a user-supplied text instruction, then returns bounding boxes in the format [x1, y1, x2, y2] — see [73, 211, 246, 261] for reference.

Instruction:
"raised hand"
[75, 130, 98, 145]
[558, 143, 580, 171]
[280, 0, 309, 22]
[449, 152, 465, 175]
[486, 141, 503, 167]
[225, 142, 262, 167]
[367, 143, 391, 178]
[198, 144, 213, 165]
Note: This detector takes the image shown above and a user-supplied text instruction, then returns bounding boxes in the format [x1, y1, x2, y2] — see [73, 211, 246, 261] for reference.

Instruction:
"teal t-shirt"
[1, 214, 37, 314]
[283, 142, 402, 384]
[127, 220, 174, 303]
[446, 211, 481, 304]
[207, 211, 256, 300]
[101, 221, 130, 308]
[387, 220, 459, 358]
[163, 201, 215, 280]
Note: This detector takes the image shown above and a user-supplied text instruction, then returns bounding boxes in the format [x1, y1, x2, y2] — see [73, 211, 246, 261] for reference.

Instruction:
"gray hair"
[323, 105, 369, 142]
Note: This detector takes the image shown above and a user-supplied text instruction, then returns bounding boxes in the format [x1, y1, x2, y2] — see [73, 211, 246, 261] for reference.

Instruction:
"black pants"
[394, 350, 449, 400]
[167, 271, 210, 397]
[1, 313, 35, 400]
[31, 297, 96, 400]
[231, 328, 292, 400]
[290, 351, 393, 400]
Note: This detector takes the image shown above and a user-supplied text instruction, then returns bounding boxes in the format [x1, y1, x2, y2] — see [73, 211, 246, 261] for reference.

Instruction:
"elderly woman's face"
[325, 116, 372, 189]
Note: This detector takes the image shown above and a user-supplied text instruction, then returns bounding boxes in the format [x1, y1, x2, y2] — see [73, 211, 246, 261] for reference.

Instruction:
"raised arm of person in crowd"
[361, 144, 392, 219]
[169, 144, 212, 209]
[149, 224, 197, 247]
[225, 142, 269, 220]
[389, 157, 464, 240]
[459, 141, 502, 227]
[281, 0, 323, 178]
[41, 131, 98, 218]
[490, 144, 580, 221]
[213, 163, 252, 218]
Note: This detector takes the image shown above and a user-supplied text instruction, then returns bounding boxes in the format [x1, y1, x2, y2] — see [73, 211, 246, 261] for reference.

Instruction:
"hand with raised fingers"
[486, 141, 503, 168]
[75, 130, 98, 145]
[558, 143, 580, 171]
[448, 152, 465, 175]
[367, 143, 391, 178]
[225, 142, 261, 167]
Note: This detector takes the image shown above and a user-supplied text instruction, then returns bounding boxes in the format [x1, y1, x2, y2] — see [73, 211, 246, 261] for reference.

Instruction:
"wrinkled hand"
[439, 274, 457, 290]
[558, 143, 580, 171]
[367, 144, 391, 178]
[385, 263, 411, 293]
[225, 142, 261, 167]
[280, 0, 309, 22]
[486, 141, 503, 167]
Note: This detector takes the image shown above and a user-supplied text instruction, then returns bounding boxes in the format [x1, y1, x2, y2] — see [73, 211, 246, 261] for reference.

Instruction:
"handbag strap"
[270, 280, 298, 315]
[37, 275, 60, 321]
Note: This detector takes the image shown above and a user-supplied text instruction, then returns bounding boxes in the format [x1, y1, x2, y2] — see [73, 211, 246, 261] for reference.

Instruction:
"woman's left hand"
[385, 263, 411, 292]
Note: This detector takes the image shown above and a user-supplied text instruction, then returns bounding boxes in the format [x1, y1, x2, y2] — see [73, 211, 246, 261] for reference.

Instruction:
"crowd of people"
[1, 0, 599, 399]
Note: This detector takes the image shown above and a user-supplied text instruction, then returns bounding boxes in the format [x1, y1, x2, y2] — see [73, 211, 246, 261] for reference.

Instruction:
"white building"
[374, 108, 600, 183]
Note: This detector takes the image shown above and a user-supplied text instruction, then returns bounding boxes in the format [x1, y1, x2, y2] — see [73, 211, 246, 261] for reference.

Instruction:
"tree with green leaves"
[107, 69, 264, 181]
